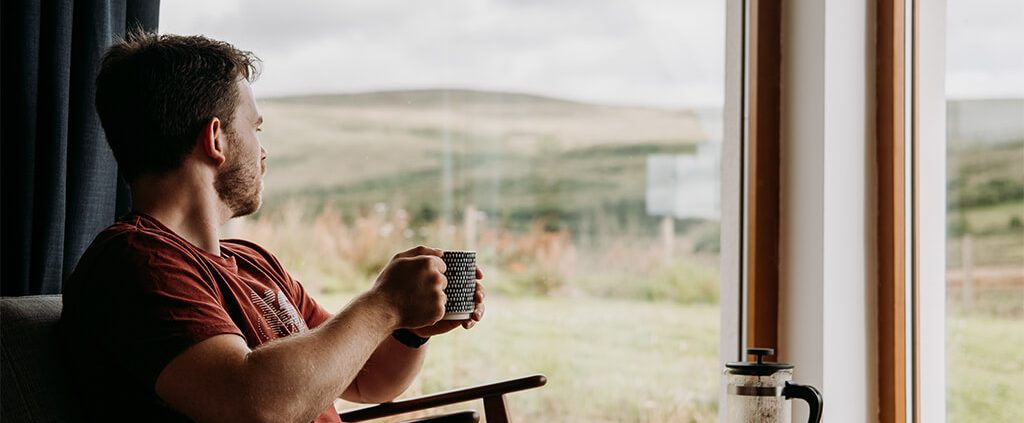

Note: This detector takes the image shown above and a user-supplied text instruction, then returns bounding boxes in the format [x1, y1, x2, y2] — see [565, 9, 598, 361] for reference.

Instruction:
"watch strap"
[392, 328, 429, 348]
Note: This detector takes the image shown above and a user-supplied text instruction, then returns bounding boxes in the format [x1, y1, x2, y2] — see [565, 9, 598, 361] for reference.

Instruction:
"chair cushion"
[1, 295, 83, 422]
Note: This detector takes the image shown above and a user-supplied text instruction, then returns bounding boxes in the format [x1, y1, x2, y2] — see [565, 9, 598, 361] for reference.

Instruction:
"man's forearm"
[241, 293, 397, 422]
[348, 335, 427, 403]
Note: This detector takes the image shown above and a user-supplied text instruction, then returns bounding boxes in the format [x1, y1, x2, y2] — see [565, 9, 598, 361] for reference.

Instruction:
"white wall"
[719, 0, 745, 416]
[778, 0, 877, 421]
[917, 0, 947, 420]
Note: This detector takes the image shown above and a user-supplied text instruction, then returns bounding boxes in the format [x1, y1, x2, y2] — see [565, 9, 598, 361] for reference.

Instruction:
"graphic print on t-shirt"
[249, 288, 308, 338]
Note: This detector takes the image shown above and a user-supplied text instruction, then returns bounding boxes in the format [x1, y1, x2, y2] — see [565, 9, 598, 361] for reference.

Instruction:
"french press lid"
[725, 348, 794, 376]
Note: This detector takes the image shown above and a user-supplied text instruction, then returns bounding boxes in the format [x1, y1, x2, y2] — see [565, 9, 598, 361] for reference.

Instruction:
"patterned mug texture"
[441, 250, 476, 320]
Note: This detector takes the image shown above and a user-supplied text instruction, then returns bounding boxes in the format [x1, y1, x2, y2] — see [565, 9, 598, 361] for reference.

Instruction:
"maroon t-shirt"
[60, 212, 341, 422]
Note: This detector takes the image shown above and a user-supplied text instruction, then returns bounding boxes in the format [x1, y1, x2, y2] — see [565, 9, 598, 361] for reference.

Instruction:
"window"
[162, 1, 733, 420]
[943, 0, 1024, 420]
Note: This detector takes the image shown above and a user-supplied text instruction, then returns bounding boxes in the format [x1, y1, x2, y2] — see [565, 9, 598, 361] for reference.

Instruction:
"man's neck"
[130, 171, 231, 257]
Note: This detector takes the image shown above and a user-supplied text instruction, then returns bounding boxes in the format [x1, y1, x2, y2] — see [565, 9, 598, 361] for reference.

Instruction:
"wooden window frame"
[744, 0, 920, 420]
[878, 0, 916, 421]
[743, 0, 782, 360]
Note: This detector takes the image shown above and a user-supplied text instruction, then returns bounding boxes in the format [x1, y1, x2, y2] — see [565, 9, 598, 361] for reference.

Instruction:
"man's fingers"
[469, 281, 484, 322]
[474, 302, 484, 320]
[465, 303, 483, 327]
[394, 245, 443, 259]
[429, 256, 447, 275]
[475, 266, 484, 280]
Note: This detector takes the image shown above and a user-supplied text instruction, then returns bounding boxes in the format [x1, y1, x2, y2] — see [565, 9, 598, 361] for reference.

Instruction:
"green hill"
[945, 98, 1024, 267]
[253, 90, 1022, 258]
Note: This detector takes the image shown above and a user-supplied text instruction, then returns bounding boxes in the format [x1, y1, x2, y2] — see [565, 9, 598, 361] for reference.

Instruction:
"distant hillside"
[948, 98, 1024, 147]
[252, 91, 1021, 252]
[254, 88, 716, 234]
[945, 98, 1024, 268]
[266, 88, 594, 109]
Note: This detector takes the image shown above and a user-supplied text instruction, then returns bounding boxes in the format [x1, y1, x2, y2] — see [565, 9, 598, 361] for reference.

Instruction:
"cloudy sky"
[161, 0, 1022, 108]
[946, 0, 1024, 99]
[161, 0, 725, 108]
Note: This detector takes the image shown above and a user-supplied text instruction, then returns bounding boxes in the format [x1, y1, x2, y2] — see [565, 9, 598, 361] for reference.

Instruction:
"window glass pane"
[944, 1, 1024, 420]
[162, 1, 726, 420]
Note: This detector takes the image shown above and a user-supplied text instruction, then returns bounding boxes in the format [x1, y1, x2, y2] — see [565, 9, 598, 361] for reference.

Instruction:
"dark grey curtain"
[2, 0, 160, 296]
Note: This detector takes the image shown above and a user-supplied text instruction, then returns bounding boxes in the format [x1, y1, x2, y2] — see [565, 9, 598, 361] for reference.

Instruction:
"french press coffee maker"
[725, 348, 823, 423]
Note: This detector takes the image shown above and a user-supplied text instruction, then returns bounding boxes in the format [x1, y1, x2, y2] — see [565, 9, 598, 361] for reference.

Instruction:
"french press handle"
[782, 381, 823, 423]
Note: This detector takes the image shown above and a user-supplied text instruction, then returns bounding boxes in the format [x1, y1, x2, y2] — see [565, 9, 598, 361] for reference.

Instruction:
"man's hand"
[411, 266, 486, 338]
[367, 245, 448, 330]
[342, 249, 487, 403]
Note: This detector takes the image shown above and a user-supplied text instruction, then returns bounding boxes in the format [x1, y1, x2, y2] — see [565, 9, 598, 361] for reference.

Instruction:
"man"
[59, 32, 485, 423]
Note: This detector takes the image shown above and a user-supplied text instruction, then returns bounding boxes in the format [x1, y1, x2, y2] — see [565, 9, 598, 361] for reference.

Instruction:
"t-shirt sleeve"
[99, 234, 244, 389]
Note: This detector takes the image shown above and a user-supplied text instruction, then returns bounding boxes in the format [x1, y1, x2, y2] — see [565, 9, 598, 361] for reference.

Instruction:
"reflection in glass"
[945, 0, 1024, 420]
[163, 1, 726, 420]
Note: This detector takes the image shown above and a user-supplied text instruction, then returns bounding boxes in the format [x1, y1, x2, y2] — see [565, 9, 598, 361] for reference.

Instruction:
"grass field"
[312, 293, 1024, 422]
[316, 294, 721, 422]
[947, 313, 1024, 422]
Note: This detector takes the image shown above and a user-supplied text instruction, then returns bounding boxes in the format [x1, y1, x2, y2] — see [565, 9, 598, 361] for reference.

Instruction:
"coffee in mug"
[441, 250, 476, 320]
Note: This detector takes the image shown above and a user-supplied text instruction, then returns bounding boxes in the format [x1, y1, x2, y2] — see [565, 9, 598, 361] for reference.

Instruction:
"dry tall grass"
[227, 202, 720, 304]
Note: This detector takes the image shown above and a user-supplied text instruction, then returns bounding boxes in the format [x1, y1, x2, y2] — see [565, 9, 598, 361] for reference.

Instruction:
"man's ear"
[197, 117, 227, 167]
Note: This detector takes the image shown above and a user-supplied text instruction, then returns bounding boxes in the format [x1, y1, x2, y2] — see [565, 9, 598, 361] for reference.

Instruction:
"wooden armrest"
[339, 374, 547, 422]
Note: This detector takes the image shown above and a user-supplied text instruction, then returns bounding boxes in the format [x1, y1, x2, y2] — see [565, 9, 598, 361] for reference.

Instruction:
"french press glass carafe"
[725, 348, 823, 423]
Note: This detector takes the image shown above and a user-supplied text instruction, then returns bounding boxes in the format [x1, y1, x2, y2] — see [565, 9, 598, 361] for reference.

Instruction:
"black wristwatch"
[392, 329, 429, 348]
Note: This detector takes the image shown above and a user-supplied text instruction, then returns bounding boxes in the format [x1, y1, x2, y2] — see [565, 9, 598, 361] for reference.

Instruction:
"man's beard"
[214, 134, 264, 218]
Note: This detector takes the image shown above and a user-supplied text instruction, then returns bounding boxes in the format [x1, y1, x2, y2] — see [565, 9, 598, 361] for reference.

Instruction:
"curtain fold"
[2, 0, 160, 296]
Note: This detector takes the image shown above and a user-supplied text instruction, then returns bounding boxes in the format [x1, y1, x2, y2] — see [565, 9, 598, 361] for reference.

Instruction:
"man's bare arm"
[155, 246, 448, 423]
[343, 274, 485, 403]
[343, 334, 428, 403]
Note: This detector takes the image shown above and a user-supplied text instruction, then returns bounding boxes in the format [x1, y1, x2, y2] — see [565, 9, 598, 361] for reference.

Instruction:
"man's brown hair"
[95, 31, 261, 182]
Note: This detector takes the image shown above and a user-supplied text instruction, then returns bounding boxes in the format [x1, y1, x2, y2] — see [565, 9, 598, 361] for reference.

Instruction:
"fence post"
[961, 234, 973, 313]
[661, 215, 674, 262]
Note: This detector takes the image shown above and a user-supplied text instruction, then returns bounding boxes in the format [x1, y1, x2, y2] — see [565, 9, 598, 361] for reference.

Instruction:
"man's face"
[215, 80, 266, 218]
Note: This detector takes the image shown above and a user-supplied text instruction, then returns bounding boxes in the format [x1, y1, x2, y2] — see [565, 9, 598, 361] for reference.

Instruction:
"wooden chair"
[340, 374, 547, 423]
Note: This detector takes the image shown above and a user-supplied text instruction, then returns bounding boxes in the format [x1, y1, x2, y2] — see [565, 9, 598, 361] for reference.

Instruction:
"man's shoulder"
[68, 218, 205, 289]
[90, 217, 196, 260]
[63, 218, 211, 310]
